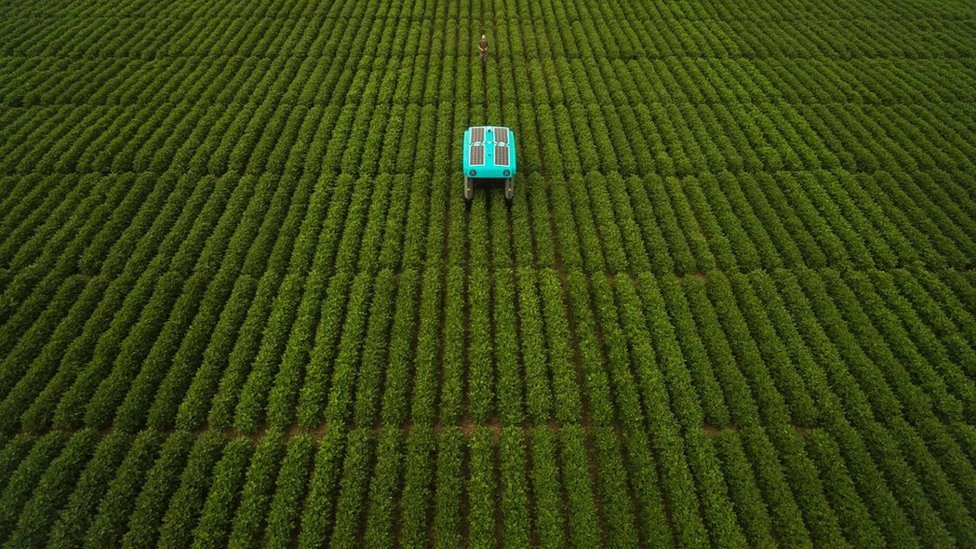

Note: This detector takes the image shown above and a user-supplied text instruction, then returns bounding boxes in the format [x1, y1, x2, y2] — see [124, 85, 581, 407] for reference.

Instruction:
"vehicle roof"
[463, 126, 516, 174]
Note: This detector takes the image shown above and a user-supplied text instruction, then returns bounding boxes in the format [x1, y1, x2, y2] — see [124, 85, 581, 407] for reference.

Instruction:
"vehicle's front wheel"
[464, 176, 473, 201]
[504, 177, 514, 202]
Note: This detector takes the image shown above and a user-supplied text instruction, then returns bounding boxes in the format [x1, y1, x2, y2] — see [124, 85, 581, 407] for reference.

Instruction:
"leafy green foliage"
[48, 432, 133, 548]
[5, 430, 99, 547]
[190, 438, 253, 549]
[0, 0, 974, 546]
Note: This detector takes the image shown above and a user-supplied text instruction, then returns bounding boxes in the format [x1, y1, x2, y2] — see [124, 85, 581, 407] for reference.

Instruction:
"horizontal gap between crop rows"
[3, 49, 975, 63]
[19, 265, 975, 292]
[1, 166, 972, 184]
[3, 11, 974, 25]
[11, 417, 976, 445]
[2, 97, 972, 110]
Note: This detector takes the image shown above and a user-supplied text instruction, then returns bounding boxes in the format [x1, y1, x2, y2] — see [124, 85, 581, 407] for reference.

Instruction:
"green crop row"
[190, 438, 253, 549]
[363, 429, 402, 548]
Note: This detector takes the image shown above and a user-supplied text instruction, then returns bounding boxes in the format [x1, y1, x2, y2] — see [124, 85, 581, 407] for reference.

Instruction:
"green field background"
[1, 0, 975, 546]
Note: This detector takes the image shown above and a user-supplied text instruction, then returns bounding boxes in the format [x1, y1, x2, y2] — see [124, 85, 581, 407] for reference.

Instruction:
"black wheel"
[504, 177, 514, 202]
[464, 176, 474, 202]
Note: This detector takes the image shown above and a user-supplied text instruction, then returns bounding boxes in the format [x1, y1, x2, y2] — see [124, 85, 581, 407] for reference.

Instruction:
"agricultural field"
[1, 0, 976, 546]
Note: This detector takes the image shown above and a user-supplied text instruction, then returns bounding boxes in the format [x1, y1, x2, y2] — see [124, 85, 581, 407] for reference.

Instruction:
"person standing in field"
[479, 34, 488, 65]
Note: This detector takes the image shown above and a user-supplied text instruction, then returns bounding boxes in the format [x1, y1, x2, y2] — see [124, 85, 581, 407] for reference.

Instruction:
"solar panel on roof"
[471, 127, 485, 143]
[494, 127, 508, 144]
[494, 144, 509, 166]
[470, 144, 485, 166]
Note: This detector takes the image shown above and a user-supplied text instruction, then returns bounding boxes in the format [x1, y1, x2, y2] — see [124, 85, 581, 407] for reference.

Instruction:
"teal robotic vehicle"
[462, 126, 517, 203]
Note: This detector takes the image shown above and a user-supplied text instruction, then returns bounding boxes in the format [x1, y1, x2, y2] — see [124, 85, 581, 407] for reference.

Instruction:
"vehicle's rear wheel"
[464, 176, 473, 201]
[504, 177, 514, 202]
